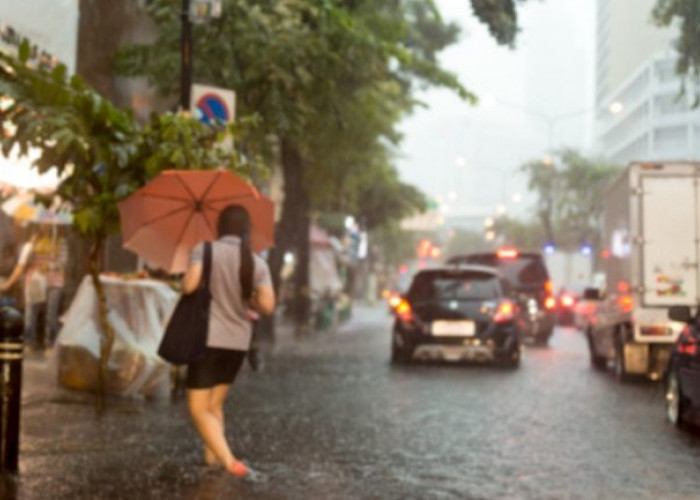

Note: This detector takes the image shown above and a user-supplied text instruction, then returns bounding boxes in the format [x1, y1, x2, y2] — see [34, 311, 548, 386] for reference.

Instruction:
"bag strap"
[202, 242, 212, 289]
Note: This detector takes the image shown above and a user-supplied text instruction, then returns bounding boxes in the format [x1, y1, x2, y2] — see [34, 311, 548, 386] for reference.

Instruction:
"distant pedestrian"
[180, 204, 275, 478]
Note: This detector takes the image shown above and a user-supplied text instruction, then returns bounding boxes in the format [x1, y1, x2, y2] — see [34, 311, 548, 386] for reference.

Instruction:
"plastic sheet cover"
[55, 275, 178, 398]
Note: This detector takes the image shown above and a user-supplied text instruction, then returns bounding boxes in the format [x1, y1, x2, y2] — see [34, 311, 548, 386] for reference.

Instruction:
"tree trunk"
[279, 139, 311, 333]
[88, 237, 115, 417]
[64, 229, 91, 309]
[539, 210, 555, 245]
[260, 138, 312, 337]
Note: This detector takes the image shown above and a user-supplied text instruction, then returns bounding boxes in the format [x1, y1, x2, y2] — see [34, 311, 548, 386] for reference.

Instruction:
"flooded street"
[10, 305, 700, 499]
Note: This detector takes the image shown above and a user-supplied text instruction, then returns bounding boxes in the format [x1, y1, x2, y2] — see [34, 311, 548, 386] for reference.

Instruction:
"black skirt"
[186, 347, 247, 389]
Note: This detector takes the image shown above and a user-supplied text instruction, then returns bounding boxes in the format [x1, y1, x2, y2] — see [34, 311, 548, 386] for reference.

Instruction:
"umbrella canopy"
[118, 169, 275, 273]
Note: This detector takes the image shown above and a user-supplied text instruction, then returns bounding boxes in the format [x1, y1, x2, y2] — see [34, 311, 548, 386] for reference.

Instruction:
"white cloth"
[56, 275, 179, 397]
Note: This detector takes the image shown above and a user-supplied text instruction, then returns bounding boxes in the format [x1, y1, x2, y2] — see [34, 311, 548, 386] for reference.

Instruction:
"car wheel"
[504, 345, 521, 368]
[391, 342, 410, 365]
[587, 331, 606, 370]
[496, 341, 521, 368]
[666, 370, 685, 427]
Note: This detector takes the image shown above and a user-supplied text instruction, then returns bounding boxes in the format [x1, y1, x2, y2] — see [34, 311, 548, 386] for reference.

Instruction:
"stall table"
[56, 275, 178, 398]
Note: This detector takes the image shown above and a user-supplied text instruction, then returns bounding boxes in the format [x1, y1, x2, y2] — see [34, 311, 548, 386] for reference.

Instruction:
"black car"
[665, 306, 700, 427]
[391, 265, 521, 367]
[447, 248, 555, 345]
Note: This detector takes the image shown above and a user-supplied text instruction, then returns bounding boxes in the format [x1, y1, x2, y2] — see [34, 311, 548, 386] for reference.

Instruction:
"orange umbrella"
[118, 170, 275, 273]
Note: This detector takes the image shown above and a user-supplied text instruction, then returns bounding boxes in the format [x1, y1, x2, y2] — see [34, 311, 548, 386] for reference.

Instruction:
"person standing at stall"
[180, 204, 275, 478]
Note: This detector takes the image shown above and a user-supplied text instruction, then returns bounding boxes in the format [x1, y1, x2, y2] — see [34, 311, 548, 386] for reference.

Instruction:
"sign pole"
[180, 0, 193, 111]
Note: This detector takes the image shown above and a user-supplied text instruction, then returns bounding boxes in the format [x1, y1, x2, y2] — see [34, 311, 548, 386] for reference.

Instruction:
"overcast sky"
[397, 0, 595, 220]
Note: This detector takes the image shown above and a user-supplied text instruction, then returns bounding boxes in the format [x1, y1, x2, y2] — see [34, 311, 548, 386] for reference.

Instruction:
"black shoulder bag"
[158, 242, 212, 365]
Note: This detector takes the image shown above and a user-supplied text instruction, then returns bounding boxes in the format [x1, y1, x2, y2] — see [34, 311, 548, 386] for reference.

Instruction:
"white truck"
[587, 162, 698, 381]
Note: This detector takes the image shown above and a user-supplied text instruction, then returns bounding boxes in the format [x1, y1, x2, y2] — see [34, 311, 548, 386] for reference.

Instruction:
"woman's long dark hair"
[217, 205, 253, 301]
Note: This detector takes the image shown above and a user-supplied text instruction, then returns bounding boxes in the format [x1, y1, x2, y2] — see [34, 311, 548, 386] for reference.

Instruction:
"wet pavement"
[5, 305, 700, 499]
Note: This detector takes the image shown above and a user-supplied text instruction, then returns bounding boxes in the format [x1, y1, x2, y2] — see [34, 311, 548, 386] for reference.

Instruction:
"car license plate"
[431, 320, 476, 336]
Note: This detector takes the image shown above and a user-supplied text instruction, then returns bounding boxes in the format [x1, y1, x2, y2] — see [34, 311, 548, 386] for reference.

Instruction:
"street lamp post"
[486, 98, 592, 152]
[483, 97, 624, 154]
[180, 0, 193, 112]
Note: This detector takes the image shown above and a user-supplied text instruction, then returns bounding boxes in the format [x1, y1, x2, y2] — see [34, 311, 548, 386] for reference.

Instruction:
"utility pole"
[180, 0, 192, 111]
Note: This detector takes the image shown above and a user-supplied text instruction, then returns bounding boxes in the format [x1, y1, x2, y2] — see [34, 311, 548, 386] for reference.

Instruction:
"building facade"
[596, 0, 700, 164]
[0, 1, 79, 73]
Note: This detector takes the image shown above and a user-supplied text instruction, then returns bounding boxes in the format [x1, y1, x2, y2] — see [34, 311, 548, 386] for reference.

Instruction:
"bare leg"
[187, 386, 235, 469]
[203, 384, 230, 465]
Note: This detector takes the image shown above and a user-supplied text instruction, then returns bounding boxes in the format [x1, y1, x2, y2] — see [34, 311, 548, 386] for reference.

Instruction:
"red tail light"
[544, 296, 556, 310]
[617, 294, 634, 312]
[497, 247, 519, 259]
[494, 299, 515, 323]
[678, 326, 697, 356]
[395, 299, 414, 322]
[560, 294, 575, 308]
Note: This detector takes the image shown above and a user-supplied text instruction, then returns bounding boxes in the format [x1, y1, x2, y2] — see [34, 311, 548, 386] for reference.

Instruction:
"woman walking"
[181, 204, 275, 477]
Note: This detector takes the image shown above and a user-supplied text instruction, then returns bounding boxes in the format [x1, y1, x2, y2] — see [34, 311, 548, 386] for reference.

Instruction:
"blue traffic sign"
[195, 92, 231, 126]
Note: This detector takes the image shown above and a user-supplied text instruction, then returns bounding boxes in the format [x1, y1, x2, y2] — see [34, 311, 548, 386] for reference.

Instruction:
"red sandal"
[228, 460, 249, 478]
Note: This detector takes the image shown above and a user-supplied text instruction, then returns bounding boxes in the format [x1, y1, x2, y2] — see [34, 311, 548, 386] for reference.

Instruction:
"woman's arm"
[250, 285, 275, 315]
[0, 261, 26, 293]
[181, 262, 203, 294]
[1, 242, 33, 293]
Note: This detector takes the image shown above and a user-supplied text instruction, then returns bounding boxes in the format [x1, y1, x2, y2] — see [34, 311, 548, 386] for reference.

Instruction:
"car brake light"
[560, 294, 575, 308]
[544, 280, 553, 294]
[494, 299, 515, 323]
[678, 326, 697, 355]
[617, 294, 634, 312]
[395, 299, 414, 322]
[497, 247, 519, 259]
[544, 296, 556, 310]
[388, 294, 401, 309]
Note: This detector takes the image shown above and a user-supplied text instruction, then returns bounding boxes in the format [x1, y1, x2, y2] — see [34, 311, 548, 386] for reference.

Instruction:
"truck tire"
[665, 369, 685, 427]
[587, 330, 606, 370]
[613, 338, 631, 383]
[535, 326, 553, 346]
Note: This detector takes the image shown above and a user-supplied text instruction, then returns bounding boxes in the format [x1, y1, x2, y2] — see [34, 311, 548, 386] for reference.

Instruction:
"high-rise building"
[0, 1, 79, 74]
[596, 0, 700, 163]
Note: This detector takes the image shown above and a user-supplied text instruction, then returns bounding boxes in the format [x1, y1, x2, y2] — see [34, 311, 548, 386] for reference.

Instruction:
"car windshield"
[460, 254, 548, 287]
[407, 271, 501, 302]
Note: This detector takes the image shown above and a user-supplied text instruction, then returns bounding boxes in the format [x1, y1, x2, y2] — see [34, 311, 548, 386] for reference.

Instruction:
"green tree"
[470, 0, 532, 46]
[520, 159, 562, 244]
[653, 0, 700, 99]
[556, 150, 621, 248]
[115, 0, 472, 330]
[0, 46, 242, 413]
[520, 150, 620, 250]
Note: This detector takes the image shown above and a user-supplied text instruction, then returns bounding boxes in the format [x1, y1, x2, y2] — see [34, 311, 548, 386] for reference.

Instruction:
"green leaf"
[18, 40, 31, 63]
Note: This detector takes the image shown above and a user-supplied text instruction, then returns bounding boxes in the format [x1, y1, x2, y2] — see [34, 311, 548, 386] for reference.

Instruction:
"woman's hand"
[250, 285, 275, 315]
[181, 262, 203, 294]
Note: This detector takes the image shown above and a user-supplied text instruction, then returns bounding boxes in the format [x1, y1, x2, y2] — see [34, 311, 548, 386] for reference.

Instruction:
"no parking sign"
[190, 84, 236, 127]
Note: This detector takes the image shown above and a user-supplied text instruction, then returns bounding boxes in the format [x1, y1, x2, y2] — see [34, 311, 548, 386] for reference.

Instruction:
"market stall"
[55, 274, 178, 398]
